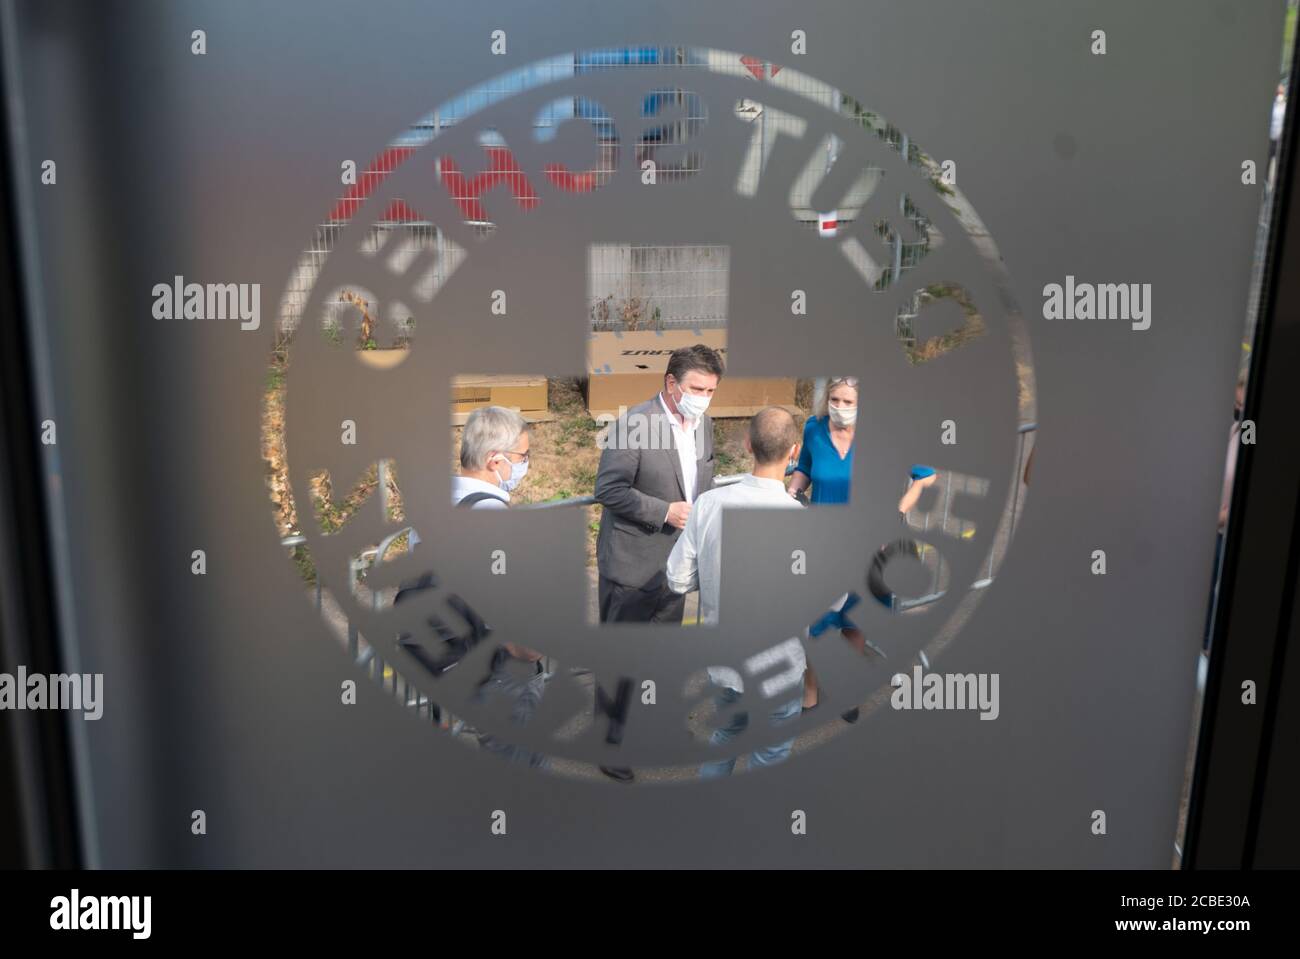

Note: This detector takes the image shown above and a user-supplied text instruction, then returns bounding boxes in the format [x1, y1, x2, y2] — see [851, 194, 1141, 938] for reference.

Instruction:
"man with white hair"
[453, 405, 531, 508]
[431, 405, 546, 766]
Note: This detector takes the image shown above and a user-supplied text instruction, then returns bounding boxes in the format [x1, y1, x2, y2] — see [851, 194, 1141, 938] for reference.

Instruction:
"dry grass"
[262, 360, 755, 569]
[262, 357, 292, 538]
[454, 377, 604, 563]
[447, 377, 756, 564]
[262, 334, 1036, 577]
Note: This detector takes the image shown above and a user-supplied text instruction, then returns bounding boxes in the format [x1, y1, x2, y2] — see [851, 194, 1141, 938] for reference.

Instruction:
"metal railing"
[282, 422, 1036, 633]
[280, 422, 1036, 729]
[517, 470, 750, 510]
[895, 422, 1036, 610]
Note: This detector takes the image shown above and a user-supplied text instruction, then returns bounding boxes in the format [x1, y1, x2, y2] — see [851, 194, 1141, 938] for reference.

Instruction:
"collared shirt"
[667, 474, 804, 625]
[408, 474, 509, 551]
[658, 392, 699, 507]
[451, 475, 510, 509]
[667, 474, 807, 692]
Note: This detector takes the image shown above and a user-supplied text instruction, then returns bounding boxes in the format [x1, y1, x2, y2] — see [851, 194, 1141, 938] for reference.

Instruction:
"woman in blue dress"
[788, 377, 858, 506]
[788, 377, 938, 721]
[787, 378, 864, 718]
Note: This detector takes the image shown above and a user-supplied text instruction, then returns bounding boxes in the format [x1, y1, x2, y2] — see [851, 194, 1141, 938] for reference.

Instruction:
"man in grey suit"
[595, 343, 723, 624]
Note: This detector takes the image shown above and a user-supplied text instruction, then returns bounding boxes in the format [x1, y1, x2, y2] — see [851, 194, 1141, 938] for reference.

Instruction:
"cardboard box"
[586, 330, 795, 420]
[355, 351, 552, 423]
[451, 373, 550, 425]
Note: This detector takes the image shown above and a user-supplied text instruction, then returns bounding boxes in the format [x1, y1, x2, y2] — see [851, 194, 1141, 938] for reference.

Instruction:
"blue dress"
[794, 415, 853, 505]
[796, 416, 863, 634]
[796, 415, 939, 634]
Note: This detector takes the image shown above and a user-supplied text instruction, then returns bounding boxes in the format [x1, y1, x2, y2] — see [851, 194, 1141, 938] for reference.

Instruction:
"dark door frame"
[1, 9, 1298, 873]
[0, 13, 83, 866]
[1183, 28, 1300, 869]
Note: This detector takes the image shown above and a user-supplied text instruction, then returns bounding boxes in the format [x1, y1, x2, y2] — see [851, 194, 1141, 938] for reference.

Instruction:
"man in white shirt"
[435, 406, 546, 765]
[666, 406, 807, 777]
[408, 406, 528, 555]
[451, 405, 531, 509]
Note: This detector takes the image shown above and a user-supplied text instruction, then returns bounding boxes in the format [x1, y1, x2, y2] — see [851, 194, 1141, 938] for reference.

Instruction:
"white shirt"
[451, 475, 510, 509]
[667, 473, 805, 623]
[658, 392, 699, 507]
[666, 474, 807, 692]
[409, 474, 509, 550]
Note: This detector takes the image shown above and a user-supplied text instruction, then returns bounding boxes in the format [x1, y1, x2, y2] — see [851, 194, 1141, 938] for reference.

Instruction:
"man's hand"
[666, 501, 692, 529]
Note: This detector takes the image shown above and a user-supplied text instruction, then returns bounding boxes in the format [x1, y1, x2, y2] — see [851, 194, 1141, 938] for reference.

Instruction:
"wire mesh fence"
[274, 45, 947, 342]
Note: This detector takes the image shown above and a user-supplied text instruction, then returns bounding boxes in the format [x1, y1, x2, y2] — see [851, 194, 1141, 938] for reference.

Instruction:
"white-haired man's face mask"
[487, 430, 531, 491]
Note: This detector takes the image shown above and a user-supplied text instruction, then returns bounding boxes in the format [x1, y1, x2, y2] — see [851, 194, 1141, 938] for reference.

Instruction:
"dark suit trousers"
[598, 570, 686, 624]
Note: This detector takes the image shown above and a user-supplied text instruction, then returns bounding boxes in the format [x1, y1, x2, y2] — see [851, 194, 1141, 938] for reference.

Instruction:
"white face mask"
[492, 455, 528, 492]
[672, 384, 711, 420]
[828, 404, 858, 427]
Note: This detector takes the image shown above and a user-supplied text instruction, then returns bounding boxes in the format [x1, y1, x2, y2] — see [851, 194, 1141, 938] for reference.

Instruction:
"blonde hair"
[816, 377, 860, 418]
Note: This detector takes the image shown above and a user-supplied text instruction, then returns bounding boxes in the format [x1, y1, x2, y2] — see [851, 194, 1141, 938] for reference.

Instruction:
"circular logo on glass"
[265, 46, 1036, 782]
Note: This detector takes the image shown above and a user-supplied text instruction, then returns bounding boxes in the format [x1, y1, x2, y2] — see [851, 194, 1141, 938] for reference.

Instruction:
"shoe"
[600, 765, 635, 783]
[841, 707, 860, 724]
[801, 702, 819, 714]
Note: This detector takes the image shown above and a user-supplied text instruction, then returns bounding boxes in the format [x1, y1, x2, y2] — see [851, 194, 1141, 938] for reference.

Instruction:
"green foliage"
[557, 413, 598, 452]
[712, 423, 742, 475]
[1286, 2, 1298, 75]
[311, 466, 379, 534]
[291, 545, 316, 585]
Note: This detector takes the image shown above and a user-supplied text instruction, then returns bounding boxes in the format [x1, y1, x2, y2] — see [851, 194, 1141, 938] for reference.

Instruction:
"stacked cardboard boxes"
[356, 350, 551, 423]
[586, 330, 795, 420]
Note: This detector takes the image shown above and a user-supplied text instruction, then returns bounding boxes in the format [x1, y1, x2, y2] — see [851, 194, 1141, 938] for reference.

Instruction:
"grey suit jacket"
[595, 395, 715, 589]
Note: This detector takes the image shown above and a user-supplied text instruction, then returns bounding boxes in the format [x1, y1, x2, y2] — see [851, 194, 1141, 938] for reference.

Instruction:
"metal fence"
[896, 422, 1036, 609]
[284, 423, 1037, 726]
[275, 46, 941, 341]
[587, 244, 729, 331]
